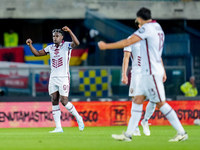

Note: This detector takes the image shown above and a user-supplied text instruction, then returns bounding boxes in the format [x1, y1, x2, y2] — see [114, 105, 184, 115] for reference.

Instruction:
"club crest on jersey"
[139, 27, 145, 33]
[130, 88, 134, 93]
[54, 49, 59, 55]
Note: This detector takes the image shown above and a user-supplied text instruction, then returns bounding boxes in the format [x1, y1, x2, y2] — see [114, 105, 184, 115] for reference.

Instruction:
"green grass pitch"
[0, 125, 199, 150]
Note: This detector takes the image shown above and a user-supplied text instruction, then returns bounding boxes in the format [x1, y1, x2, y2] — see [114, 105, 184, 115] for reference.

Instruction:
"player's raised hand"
[62, 26, 71, 32]
[121, 75, 128, 84]
[98, 41, 107, 50]
[26, 38, 32, 46]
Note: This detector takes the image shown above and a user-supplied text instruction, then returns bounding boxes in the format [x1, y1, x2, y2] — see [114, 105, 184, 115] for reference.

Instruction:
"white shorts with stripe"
[49, 77, 70, 97]
[133, 74, 166, 103]
[129, 74, 143, 97]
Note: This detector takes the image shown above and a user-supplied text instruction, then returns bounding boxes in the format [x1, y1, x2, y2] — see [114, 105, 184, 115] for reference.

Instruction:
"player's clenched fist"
[98, 41, 107, 50]
[163, 73, 167, 83]
[121, 75, 128, 85]
[26, 38, 32, 46]
[62, 26, 71, 32]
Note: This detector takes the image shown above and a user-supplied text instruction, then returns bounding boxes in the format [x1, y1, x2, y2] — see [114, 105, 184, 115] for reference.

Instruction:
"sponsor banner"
[143, 100, 200, 125]
[0, 101, 199, 128]
[0, 62, 29, 88]
[0, 62, 50, 91]
[34, 70, 50, 92]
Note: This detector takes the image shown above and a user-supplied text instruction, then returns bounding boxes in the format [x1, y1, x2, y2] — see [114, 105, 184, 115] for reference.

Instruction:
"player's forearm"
[105, 39, 130, 50]
[29, 44, 40, 56]
[122, 57, 129, 76]
[105, 35, 141, 50]
[68, 30, 80, 46]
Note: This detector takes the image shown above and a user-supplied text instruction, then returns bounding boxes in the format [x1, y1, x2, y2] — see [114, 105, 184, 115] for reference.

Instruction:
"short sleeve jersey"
[134, 21, 165, 75]
[123, 40, 141, 75]
[43, 41, 72, 78]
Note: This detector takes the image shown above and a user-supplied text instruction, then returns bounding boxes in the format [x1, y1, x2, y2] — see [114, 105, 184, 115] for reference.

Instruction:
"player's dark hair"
[135, 21, 139, 29]
[136, 7, 151, 20]
[52, 29, 64, 36]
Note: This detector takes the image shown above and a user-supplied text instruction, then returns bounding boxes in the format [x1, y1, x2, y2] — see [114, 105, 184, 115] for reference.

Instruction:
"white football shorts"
[130, 74, 166, 103]
[142, 74, 166, 103]
[129, 74, 143, 97]
[48, 76, 70, 97]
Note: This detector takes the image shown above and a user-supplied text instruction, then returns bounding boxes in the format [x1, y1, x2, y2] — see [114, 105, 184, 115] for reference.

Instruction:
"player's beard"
[53, 41, 60, 47]
[53, 40, 57, 44]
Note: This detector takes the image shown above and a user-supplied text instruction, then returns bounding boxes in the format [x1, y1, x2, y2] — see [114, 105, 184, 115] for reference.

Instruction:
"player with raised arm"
[98, 8, 187, 142]
[26, 26, 84, 133]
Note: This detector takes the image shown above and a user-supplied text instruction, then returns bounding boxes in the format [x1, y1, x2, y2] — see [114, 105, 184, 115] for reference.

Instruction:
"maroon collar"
[148, 20, 156, 23]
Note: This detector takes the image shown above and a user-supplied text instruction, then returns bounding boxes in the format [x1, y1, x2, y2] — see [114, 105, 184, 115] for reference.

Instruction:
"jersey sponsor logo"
[139, 27, 145, 33]
[52, 57, 63, 68]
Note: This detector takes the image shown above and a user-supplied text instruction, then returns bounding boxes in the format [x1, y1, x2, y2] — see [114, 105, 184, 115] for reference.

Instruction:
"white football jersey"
[43, 41, 72, 78]
[123, 41, 141, 74]
[134, 21, 165, 75]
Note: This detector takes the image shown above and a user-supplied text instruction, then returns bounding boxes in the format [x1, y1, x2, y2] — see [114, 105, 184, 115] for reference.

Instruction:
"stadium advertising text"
[0, 101, 199, 128]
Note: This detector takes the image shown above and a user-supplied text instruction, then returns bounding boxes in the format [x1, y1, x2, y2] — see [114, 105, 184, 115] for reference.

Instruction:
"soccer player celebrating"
[26, 26, 84, 133]
[98, 8, 188, 142]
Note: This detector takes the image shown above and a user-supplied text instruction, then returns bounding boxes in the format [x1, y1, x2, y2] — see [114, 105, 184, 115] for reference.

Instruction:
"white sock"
[52, 105, 62, 128]
[126, 102, 143, 137]
[160, 103, 185, 134]
[65, 102, 80, 121]
[143, 101, 156, 122]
